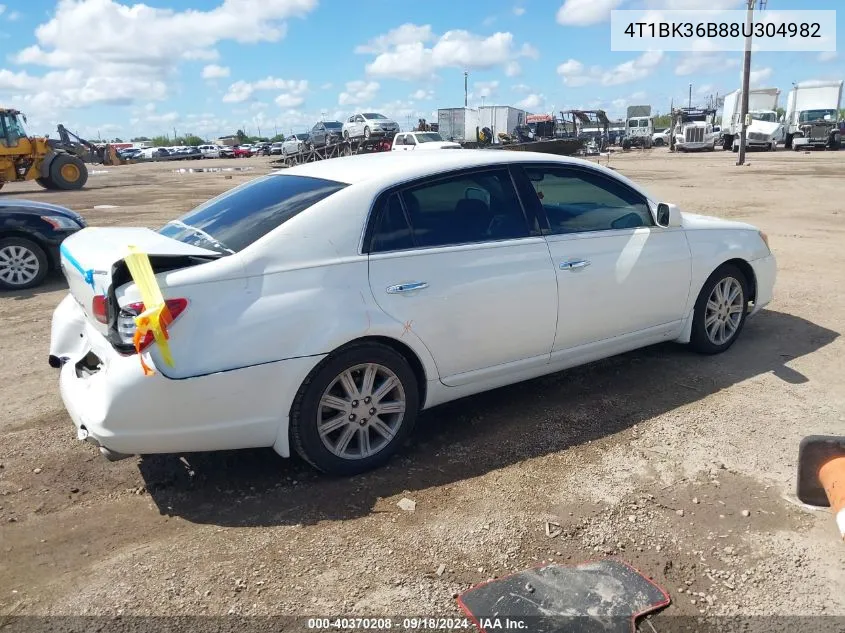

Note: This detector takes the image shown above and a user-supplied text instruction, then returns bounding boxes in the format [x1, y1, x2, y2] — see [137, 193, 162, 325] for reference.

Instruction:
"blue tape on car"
[60, 243, 96, 289]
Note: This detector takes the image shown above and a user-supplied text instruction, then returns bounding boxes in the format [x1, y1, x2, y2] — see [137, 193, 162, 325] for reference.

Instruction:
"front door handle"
[386, 281, 429, 294]
[560, 259, 591, 271]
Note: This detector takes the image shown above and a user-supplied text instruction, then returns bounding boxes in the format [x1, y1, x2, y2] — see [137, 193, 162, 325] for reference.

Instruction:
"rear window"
[159, 174, 347, 254]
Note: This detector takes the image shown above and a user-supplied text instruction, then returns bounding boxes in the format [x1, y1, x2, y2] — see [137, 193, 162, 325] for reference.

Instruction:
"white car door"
[367, 167, 558, 385]
[404, 135, 417, 151]
[514, 163, 692, 352]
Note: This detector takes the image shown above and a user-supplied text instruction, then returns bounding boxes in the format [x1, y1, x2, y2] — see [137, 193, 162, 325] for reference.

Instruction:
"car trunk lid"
[59, 226, 220, 332]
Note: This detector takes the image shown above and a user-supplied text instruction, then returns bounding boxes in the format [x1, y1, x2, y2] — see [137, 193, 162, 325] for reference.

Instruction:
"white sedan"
[49, 151, 776, 475]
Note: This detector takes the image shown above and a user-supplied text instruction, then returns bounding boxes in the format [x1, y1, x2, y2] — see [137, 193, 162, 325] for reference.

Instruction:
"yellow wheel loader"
[0, 109, 89, 191]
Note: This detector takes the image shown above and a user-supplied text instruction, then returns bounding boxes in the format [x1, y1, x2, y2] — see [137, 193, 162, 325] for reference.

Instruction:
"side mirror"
[656, 203, 682, 228]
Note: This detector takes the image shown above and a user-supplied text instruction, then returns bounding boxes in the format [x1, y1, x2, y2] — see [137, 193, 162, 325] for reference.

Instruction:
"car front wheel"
[290, 342, 420, 475]
[689, 264, 749, 354]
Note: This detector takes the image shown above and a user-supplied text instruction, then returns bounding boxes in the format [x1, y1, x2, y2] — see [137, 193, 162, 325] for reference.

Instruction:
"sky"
[0, 0, 842, 141]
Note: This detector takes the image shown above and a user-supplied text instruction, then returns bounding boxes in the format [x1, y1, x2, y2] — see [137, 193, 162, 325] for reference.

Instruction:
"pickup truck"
[392, 131, 462, 151]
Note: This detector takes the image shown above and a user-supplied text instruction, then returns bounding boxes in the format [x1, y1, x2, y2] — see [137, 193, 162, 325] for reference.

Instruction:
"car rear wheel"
[689, 264, 749, 355]
[290, 342, 420, 475]
[363, 126, 371, 140]
[0, 237, 49, 290]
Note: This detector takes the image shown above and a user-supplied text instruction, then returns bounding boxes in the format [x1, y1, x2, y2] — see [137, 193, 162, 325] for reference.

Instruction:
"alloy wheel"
[316, 363, 406, 460]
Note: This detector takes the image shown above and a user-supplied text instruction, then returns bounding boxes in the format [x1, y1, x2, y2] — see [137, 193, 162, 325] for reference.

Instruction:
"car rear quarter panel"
[139, 183, 440, 386]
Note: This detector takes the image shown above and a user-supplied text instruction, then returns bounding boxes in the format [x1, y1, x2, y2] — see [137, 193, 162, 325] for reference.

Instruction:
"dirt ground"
[1, 150, 844, 630]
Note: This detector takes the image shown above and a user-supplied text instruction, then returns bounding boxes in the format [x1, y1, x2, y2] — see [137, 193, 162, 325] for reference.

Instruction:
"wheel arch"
[307, 335, 429, 408]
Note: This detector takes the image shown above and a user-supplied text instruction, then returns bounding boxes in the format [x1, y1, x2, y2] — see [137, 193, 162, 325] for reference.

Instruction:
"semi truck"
[720, 88, 781, 152]
[783, 80, 843, 150]
[622, 105, 653, 149]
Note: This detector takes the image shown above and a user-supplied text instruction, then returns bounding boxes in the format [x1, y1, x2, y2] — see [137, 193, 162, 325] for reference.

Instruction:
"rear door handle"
[560, 259, 591, 271]
[386, 281, 429, 294]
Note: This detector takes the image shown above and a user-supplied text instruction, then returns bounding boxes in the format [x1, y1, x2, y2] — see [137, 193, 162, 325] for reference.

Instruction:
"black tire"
[290, 342, 420, 476]
[0, 237, 49, 291]
[689, 264, 750, 355]
[343, 130, 349, 141]
[363, 126, 371, 140]
[829, 136, 841, 151]
[48, 154, 88, 190]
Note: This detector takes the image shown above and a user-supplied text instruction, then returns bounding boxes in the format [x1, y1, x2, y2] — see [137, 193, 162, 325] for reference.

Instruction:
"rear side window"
[369, 169, 530, 252]
[159, 174, 347, 254]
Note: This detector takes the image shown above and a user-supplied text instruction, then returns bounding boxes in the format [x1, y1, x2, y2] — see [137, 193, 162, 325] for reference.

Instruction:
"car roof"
[276, 150, 653, 200]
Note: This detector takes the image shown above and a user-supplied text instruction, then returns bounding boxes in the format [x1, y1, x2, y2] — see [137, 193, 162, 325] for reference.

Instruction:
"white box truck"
[623, 105, 653, 149]
[477, 106, 527, 143]
[437, 108, 480, 144]
[784, 80, 843, 150]
[720, 88, 781, 151]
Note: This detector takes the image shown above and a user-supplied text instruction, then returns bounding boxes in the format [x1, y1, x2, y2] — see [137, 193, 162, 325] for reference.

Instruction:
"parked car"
[118, 148, 143, 160]
[198, 145, 221, 159]
[49, 151, 776, 475]
[342, 112, 399, 141]
[1, 199, 86, 290]
[282, 133, 309, 155]
[307, 121, 344, 148]
[652, 128, 671, 146]
[219, 146, 235, 158]
[137, 147, 170, 159]
[269, 142, 284, 155]
[179, 147, 202, 160]
[232, 146, 253, 158]
[392, 131, 462, 151]
[253, 143, 272, 156]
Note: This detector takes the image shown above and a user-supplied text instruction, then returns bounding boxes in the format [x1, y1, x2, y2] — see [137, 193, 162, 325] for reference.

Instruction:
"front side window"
[416, 133, 444, 143]
[372, 169, 530, 250]
[159, 175, 347, 254]
[522, 166, 652, 234]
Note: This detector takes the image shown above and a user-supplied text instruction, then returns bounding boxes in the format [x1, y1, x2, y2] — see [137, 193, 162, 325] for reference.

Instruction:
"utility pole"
[464, 71, 468, 107]
[737, 0, 756, 166]
[688, 84, 692, 109]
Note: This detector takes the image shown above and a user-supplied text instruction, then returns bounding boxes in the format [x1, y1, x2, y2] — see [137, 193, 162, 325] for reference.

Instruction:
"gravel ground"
[0, 150, 843, 630]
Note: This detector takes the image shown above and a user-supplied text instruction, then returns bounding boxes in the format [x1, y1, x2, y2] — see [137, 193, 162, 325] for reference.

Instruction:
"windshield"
[415, 132, 445, 143]
[324, 121, 343, 129]
[159, 174, 347, 254]
[363, 113, 388, 119]
[751, 112, 777, 122]
[799, 109, 836, 123]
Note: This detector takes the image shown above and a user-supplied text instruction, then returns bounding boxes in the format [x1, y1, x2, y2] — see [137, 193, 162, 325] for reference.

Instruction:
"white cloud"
[320, 82, 333, 90]
[223, 77, 308, 106]
[338, 80, 380, 106]
[473, 80, 499, 99]
[8, 10, 20, 20]
[4, 0, 318, 118]
[512, 83, 531, 93]
[513, 6, 525, 16]
[411, 89, 434, 100]
[358, 24, 537, 81]
[556, 0, 623, 26]
[748, 67, 773, 87]
[516, 93, 544, 110]
[355, 23, 435, 54]
[504, 61, 522, 77]
[558, 51, 663, 87]
[818, 51, 837, 63]
[675, 54, 738, 76]
[201, 64, 230, 79]
[482, 16, 497, 27]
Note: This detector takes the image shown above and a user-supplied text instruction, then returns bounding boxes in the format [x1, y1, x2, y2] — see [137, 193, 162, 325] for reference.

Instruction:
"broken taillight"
[116, 298, 188, 352]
